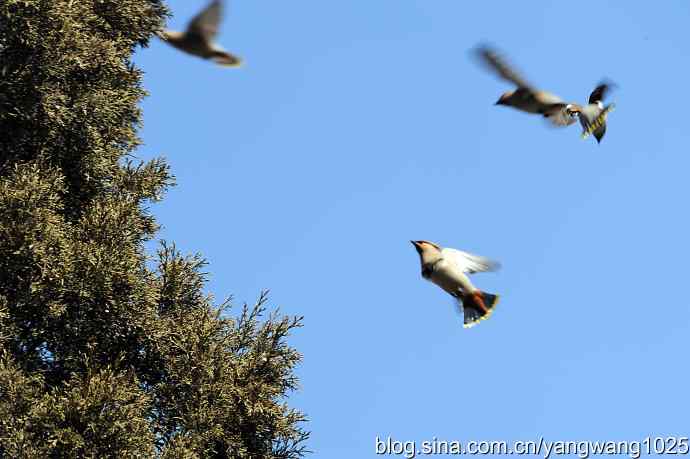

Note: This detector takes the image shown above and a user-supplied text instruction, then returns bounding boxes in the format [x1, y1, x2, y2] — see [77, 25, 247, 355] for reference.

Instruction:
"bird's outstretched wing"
[442, 248, 501, 274]
[476, 46, 534, 90]
[187, 0, 223, 40]
[588, 82, 613, 104]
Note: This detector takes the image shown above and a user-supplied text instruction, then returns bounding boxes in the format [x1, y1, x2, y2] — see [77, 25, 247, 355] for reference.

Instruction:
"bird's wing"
[578, 108, 594, 134]
[187, 0, 223, 40]
[535, 91, 565, 105]
[442, 248, 501, 274]
[588, 83, 612, 104]
[476, 46, 535, 90]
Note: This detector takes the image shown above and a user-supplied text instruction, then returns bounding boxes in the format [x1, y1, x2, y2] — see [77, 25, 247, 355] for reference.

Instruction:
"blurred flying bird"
[566, 83, 616, 143]
[476, 45, 575, 126]
[159, 0, 241, 67]
[411, 240, 501, 328]
[476, 46, 615, 140]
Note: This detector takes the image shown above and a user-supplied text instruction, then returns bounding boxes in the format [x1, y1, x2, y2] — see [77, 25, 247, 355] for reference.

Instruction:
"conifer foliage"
[0, 1, 308, 457]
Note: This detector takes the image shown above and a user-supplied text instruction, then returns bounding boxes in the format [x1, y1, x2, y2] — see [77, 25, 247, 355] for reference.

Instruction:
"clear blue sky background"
[135, 1, 690, 456]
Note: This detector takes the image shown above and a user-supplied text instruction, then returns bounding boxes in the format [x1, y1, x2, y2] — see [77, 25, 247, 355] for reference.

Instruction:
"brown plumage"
[476, 46, 616, 141]
[159, 0, 241, 67]
[476, 46, 574, 126]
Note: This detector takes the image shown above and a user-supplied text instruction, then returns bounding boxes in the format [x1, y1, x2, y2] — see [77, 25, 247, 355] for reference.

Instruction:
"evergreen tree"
[0, 1, 308, 457]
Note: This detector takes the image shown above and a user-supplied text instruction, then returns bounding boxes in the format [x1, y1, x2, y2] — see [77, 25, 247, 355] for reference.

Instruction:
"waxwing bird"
[566, 83, 616, 143]
[411, 240, 501, 328]
[159, 0, 241, 67]
[475, 45, 576, 127]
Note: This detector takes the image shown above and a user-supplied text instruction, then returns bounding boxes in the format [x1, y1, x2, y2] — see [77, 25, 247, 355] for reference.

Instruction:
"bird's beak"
[410, 240, 422, 251]
[494, 98, 503, 106]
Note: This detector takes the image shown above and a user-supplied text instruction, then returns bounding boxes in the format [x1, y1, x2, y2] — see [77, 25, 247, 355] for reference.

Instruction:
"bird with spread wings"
[159, 0, 242, 67]
[411, 240, 501, 328]
[476, 45, 614, 142]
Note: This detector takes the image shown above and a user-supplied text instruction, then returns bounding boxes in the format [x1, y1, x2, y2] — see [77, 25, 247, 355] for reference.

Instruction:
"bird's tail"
[212, 50, 242, 67]
[460, 291, 499, 328]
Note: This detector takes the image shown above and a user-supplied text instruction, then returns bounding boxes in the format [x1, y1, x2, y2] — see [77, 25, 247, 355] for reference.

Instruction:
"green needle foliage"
[0, 1, 309, 457]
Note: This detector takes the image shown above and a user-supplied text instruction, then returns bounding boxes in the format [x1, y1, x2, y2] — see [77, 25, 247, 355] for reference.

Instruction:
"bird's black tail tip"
[462, 291, 499, 328]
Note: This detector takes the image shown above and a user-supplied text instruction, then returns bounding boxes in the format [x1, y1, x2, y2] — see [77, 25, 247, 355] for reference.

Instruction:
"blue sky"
[135, 1, 690, 456]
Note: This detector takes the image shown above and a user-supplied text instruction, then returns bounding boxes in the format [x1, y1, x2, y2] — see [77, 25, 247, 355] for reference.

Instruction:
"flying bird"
[411, 240, 501, 328]
[159, 0, 241, 67]
[476, 45, 575, 126]
[566, 83, 615, 143]
[476, 46, 615, 140]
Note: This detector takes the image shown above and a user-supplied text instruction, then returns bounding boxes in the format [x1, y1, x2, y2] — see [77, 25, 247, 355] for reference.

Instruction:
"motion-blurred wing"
[476, 45, 534, 90]
[442, 248, 501, 274]
[187, 0, 223, 40]
[588, 83, 612, 104]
